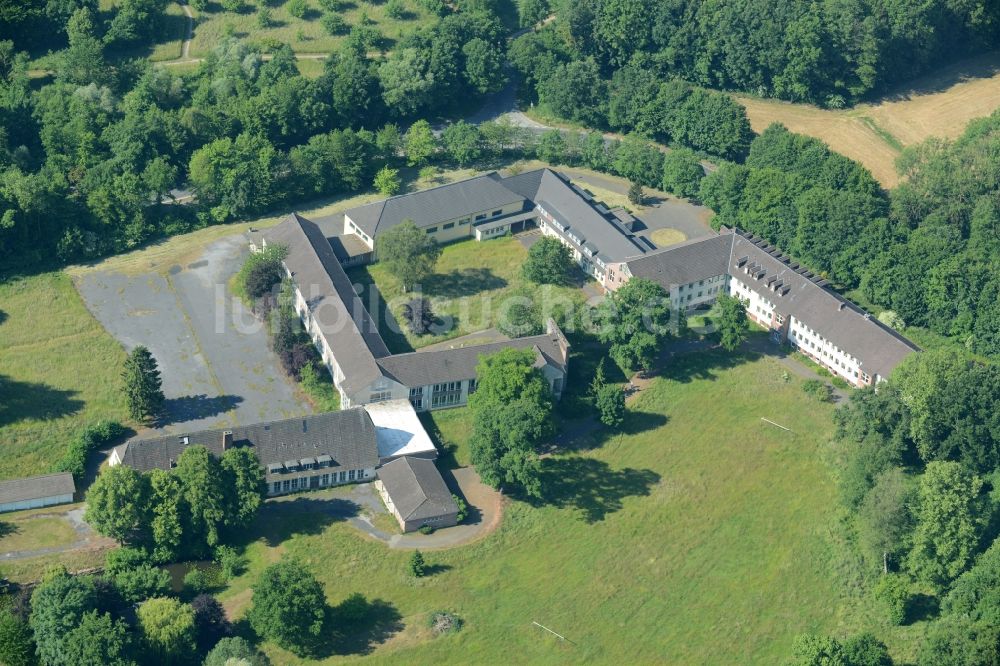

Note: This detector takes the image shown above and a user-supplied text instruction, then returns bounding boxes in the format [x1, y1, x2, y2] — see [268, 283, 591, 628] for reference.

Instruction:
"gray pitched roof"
[265, 214, 388, 393]
[117, 409, 379, 473]
[625, 234, 734, 286]
[528, 170, 648, 262]
[377, 456, 457, 522]
[0, 473, 75, 505]
[376, 325, 569, 387]
[728, 231, 918, 379]
[344, 173, 528, 237]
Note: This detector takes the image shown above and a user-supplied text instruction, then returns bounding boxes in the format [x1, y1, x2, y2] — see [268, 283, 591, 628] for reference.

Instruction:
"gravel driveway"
[77, 234, 309, 435]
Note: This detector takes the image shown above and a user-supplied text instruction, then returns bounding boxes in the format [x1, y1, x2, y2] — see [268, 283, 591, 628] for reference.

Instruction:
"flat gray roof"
[0, 473, 75, 505]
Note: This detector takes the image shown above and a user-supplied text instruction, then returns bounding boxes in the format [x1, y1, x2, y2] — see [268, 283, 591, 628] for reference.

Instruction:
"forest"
[530, 0, 1000, 106]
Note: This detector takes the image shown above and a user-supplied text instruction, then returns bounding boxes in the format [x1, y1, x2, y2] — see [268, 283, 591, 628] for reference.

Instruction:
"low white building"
[0, 473, 75, 513]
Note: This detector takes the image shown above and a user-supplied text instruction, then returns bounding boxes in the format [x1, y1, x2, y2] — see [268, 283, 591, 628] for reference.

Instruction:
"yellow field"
[736, 50, 1000, 188]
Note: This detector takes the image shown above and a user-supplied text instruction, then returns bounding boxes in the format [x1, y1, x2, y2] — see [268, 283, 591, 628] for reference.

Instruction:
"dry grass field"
[735, 50, 1000, 187]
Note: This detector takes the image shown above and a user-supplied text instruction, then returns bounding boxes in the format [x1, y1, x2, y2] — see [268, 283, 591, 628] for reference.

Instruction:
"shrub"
[816, 367, 831, 377]
[286, 0, 309, 18]
[318, 0, 342, 9]
[801, 379, 832, 402]
[428, 610, 463, 635]
[214, 545, 247, 580]
[257, 6, 274, 27]
[204, 637, 269, 666]
[409, 550, 426, 576]
[873, 573, 910, 625]
[452, 494, 467, 522]
[596, 383, 625, 428]
[385, 0, 406, 18]
[321, 11, 346, 34]
[184, 568, 209, 594]
[221, 0, 243, 10]
[54, 421, 126, 481]
[402, 297, 435, 335]
[418, 525, 434, 535]
[831, 376, 849, 389]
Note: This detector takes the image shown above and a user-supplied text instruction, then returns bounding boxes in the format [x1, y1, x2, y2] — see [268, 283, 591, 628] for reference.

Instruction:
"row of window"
[270, 469, 367, 494]
[426, 210, 504, 234]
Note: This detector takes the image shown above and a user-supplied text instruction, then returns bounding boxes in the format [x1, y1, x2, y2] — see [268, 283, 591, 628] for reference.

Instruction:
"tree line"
[531, 0, 1000, 107]
[806, 349, 1000, 664]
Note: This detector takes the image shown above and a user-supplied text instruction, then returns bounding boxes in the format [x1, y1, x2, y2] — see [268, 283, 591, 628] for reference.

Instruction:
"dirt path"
[179, 1, 193, 60]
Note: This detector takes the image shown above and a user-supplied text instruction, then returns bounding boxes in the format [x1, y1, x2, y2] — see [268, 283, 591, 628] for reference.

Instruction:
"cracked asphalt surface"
[76, 234, 309, 435]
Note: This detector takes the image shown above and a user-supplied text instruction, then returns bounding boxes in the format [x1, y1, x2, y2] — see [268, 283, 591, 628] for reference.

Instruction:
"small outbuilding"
[375, 456, 459, 533]
[0, 473, 76, 513]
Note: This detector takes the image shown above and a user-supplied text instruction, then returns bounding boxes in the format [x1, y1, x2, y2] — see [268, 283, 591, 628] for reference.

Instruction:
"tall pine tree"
[122, 345, 164, 422]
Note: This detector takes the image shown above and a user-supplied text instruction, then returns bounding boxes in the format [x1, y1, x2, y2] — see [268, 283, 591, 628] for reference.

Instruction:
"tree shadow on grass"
[528, 457, 660, 523]
[157, 394, 244, 427]
[247, 497, 360, 546]
[421, 563, 452, 576]
[0, 374, 84, 428]
[312, 597, 404, 658]
[0, 309, 7, 326]
[0, 522, 18, 539]
[658, 346, 756, 384]
[424, 268, 506, 298]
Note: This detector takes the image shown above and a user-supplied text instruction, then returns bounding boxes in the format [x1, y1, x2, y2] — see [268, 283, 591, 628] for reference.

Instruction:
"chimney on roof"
[838, 302, 847, 311]
[179, 435, 189, 445]
[222, 430, 233, 451]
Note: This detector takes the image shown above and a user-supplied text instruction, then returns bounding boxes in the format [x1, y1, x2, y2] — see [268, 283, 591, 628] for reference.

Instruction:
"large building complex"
[334, 167, 917, 387]
[121, 167, 918, 523]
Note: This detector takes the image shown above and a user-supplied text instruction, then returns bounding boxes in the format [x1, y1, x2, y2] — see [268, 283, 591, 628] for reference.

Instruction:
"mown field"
[347, 236, 592, 353]
[185, 0, 440, 59]
[214, 350, 915, 665]
[0, 273, 129, 481]
[735, 49, 1000, 187]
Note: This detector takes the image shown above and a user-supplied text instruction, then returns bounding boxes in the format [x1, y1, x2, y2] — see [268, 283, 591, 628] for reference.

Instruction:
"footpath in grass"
[0, 273, 129, 481]
[217, 352, 894, 664]
[348, 236, 591, 353]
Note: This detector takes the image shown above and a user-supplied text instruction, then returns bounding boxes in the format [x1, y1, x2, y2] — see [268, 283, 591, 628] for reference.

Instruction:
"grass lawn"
[0, 511, 77, 555]
[215, 350, 909, 664]
[347, 237, 592, 352]
[186, 0, 441, 58]
[0, 273, 130, 481]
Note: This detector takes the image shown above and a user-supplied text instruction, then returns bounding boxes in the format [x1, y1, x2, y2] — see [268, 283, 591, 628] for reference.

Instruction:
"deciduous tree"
[85, 465, 150, 545]
[522, 236, 573, 285]
[248, 559, 326, 656]
[376, 220, 441, 291]
[716, 294, 749, 351]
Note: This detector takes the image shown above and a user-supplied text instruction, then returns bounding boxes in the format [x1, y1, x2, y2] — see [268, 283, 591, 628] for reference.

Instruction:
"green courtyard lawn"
[185, 0, 441, 59]
[0, 273, 130, 481]
[216, 350, 906, 664]
[347, 236, 592, 353]
[0, 506, 80, 555]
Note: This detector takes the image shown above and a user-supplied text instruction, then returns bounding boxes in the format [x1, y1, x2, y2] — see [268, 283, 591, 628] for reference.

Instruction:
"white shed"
[0, 473, 76, 513]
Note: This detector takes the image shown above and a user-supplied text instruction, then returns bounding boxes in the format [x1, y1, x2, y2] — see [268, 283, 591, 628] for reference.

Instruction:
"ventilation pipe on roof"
[222, 430, 233, 451]
[838, 302, 847, 311]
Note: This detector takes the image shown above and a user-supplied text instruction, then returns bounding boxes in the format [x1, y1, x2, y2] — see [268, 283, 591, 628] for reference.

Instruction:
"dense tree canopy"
[468, 348, 554, 496]
[248, 559, 327, 656]
[376, 220, 442, 292]
[597, 277, 670, 371]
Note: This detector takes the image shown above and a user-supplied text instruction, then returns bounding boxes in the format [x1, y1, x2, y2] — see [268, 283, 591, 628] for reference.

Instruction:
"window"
[282, 480, 291, 492]
[321, 474, 329, 486]
[272, 482, 281, 494]
[409, 387, 423, 397]
[339, 471, 347, 483]
[443, 222, 454, 229]
[411, 398, 423, 409]
[475, 213, 487, 221]
[348, 469, 356, 481]
[369, 391, 390, 402]
[492, 209, 502, 217]
[468, 379, 477, 394]
[459, 218, 471, 225]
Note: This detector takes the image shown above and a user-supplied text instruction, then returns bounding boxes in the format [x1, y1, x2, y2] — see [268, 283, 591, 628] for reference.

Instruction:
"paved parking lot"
[77, 234, 309, 435]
